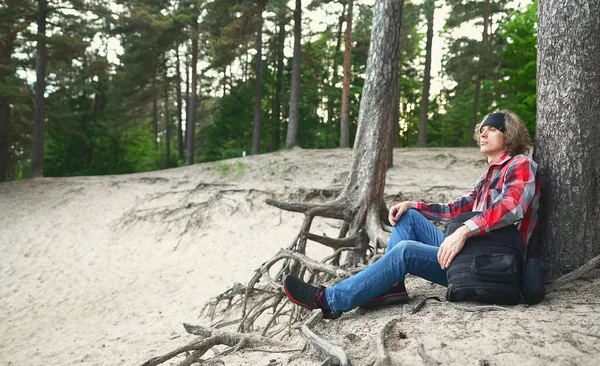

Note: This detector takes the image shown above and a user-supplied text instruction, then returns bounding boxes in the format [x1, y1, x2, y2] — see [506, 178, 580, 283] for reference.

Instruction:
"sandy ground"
[1, 147, 599, 366]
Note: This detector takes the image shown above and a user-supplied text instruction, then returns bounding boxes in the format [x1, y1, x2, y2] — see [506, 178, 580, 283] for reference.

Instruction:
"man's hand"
[437, 225, 472, 269]
[388, 201, 413, 226]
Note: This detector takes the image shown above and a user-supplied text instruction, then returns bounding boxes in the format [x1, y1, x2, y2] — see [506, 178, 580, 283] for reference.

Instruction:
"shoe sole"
[359, 292, 410, 309]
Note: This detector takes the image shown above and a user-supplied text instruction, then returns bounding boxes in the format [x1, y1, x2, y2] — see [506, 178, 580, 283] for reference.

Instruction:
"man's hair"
[473, 110, 532, 156]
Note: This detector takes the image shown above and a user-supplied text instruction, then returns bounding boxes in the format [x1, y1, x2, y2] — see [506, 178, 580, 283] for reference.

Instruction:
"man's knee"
[388, 240, 414, 257]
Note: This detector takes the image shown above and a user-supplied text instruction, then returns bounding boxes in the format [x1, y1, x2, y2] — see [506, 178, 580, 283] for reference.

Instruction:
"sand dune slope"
[1, 148, 598, 366]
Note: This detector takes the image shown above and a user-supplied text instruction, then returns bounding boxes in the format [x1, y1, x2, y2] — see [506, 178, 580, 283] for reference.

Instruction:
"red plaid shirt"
[412, 153, 540, 246]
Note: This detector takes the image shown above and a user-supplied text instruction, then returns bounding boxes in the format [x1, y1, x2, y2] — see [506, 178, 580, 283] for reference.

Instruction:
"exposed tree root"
[374, 318, 399, 366]
[300, 310, 350, 366]
[410, 296, 511, 314]
[141, 323, 298, 366]
[547, 254, 600, 293]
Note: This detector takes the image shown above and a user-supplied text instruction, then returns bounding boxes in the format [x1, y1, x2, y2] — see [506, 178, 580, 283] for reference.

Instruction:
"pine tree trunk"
[184, 50, 190, 153]
[0, 29, 15, 182]
[535, 0, 600, 279]
[339, 0, 353, 148]
[252, 10, 263, 155]
[468, 0, 489, 147]
[417, 0, 434, 147]
[176, 46, 184, 161]
[285, 0, 302, 148]
[187, 18, 198, 164]
[31, 0, 47, 178]
[326, 4, 346, 148]
[152, 85, 158, 148]
[164, 64, 170, 168]
[271, 2, 286, 151]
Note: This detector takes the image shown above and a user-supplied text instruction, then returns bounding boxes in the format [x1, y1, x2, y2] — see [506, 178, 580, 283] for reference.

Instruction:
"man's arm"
[413, 186, 480, 222]
[412, 171, 485, 222]
[388, 171, 484, 225]
[437, 224, 472, 269]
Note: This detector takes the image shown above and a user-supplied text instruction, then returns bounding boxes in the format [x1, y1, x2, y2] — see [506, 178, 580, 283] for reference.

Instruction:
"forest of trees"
[0, 0, 537, 181]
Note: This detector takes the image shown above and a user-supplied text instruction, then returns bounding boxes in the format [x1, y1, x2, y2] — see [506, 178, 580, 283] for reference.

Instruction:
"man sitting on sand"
[283, 110, 540, 319]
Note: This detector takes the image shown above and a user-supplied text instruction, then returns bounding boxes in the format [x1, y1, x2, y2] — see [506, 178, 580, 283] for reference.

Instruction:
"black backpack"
[445, 212, 526, 305]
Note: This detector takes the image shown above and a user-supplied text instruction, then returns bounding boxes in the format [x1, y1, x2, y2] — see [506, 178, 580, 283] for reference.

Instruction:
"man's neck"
[487, 152, 506, 165]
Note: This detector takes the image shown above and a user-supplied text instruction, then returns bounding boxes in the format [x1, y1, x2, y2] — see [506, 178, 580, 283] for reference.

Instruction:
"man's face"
[479, 126, 505, 156]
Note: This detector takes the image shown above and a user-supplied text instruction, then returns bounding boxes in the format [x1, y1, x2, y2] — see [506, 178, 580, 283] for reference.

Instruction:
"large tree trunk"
[417, 0, 434, 147]
[187, 18, 198, 164]
[31, 0, 48, 178]
[339, 0, 353, 148]
[252, 9, 263, 155]
[175, 46, 184, 161]
[534, 0, 600, 280]
[0, 29, 15, 182]
[285, 0, 301, 148]
[468, 0, 490, 147]
[326, 4, 346, 148]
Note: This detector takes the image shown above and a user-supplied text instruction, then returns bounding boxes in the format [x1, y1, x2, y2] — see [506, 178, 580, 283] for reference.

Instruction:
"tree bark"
[187, 17, 199, 164]
[271, 1, 286, 151]
[417, 0, 434, 147]
[252, 9, 264, 155]
[339, 0, 353, 148]
[176, 46, 184, 161]
[534, 0, 600, 279]
[285, 0, 302, 148]
[31, 0, 48, 178]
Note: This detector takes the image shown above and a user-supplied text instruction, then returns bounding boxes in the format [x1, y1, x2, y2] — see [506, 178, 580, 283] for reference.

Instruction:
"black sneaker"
[283, 275, 340, 319]
[358, 281, 410, 309]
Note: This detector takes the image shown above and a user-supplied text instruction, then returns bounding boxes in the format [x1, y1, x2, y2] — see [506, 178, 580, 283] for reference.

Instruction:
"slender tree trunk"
[176, 46, 184, 161]
[285, 0, 302, 148]
[271, 2, 286, 151]
[0, 29, 15, 182]
[164, 63, 171, 168]
[184, 49, 190, 153]
[417, 0, 434, 147]
[31, 0, 48, 178]
[340, 0, 354, 148]
[468, 0, 489, 147]
[535, 0, 600, 279]
[326, 4, 346, 148]
[152, 83, 158, 148]
[252, 9, 264, 155]
[187, 18, 198, 164]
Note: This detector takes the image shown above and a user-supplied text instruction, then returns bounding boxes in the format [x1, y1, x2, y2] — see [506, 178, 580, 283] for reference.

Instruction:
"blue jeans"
[325, 209, 447, 312]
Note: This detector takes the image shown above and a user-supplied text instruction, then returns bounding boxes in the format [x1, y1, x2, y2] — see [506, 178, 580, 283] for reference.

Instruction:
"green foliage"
[497, 0, 537, 135]
[0, 0, 538, 180]
[216, 161, 246, 177]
